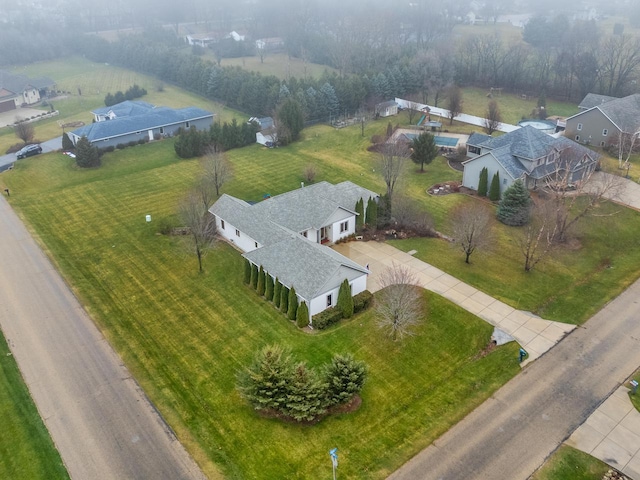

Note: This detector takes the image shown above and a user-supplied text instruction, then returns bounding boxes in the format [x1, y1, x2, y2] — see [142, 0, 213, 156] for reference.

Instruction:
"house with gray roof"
[376, 100, 398, 118]
[0, 70, 55, 112]
[462, 126, 598, 195]
[69, 101, 214, 148]
[209, 181, 378, 322]
[566, 93, 640, 147]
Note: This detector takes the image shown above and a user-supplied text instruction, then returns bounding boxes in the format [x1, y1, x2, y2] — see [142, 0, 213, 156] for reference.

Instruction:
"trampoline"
[434, 136, 458, 147]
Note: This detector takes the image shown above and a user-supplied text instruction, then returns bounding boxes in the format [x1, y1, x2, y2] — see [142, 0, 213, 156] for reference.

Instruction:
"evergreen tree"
[237, 344, 295, 412]
[355, 198, 364, 231]
[75, 136, 100, 168]
[62, 132, 74, 151]
[265, 274, 274, 301]
[296, 301, 309, 328]
[274, 278, 282, 308]
[411, 132, 438, 172]
[489, 172, 501, 201]
[497, 179, 532, 226]
[280, 286, 289, 314]
[257, 266, 266, 296]
[324, 354, 368, 406]
[337, 279, 354, 319]
[276, 98, 304, 143]
[243, 259, 252, 285]
[251, 263, 259, 289]
[285, 363, 327, 421]
[365, 197, 378, 229]
[287, 287, 298, 320]
[477, 167, 488, 197]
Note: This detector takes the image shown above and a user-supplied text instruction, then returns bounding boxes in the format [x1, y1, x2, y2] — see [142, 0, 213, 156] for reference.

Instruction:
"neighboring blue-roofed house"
[69, 102, 214, 149]
[209, 181, 378, 323]
[462, 126, 598, 195]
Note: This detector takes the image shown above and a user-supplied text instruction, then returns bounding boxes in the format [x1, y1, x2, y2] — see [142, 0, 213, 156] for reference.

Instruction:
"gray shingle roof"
[578, 93, 617, 110]
[0, 70, 55, 94]
[488, 145, 527, 179]
[377, 100, 397, 108]
[480, 126, 556, 160]
[92, 100, 155, 118]
[467, 132, 492, 147]
[243, 236, 368, 300]
[597, 94, 640, 133]
[70, 106, 213, 142]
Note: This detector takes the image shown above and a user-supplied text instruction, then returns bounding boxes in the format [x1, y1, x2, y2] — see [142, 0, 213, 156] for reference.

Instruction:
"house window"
[600, 141, 605, 147]
[602, 129, 608, 136]
[221, 220, 225, 230]
[255, 242, 258, 248]
[326, 294, 333, 307]
[160, 127, 164, 134]
[302, 231, 308, 238]
[235, 229, 240, 237]
[577, 123, 583, 131]
[503, 178, 507, 185]
[575, 135, 580, 141]
[340, 221, 349, 233]
[185, 121, 190, 128]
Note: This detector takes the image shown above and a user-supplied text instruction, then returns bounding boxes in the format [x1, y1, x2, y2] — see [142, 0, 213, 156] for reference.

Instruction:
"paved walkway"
[587, 171, 640, 211]
[333, 241, 575, 364]
[567, 386, 640, 479]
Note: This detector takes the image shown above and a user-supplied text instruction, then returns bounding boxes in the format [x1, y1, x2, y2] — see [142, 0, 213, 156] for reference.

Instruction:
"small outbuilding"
[375, 101, 398, 118]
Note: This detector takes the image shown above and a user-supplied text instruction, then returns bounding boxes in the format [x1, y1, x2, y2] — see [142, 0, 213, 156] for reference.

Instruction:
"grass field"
[531, 445, 610, 480]
[0, 57, 244, 154]
[0, 330, 69, 480]
[630, 371, 640, 412]
[0, 137, 519, 478]
[209, 53, 338, 80]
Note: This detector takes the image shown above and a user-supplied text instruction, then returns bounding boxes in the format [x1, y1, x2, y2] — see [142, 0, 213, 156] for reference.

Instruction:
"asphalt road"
[0, 136, 61, 172]
[0, 195, 206, 480]
[389, 277, 640, 480]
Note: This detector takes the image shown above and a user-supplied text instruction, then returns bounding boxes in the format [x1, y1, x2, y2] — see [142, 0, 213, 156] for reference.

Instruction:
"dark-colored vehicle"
[16, 144, 43, 159]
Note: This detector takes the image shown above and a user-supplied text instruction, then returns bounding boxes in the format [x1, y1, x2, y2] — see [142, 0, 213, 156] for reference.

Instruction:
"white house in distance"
[249, 116, 276, 146]
[462, 126, 598, 195]
[375, 100, 398, 118]
[209, 181, 379, 322]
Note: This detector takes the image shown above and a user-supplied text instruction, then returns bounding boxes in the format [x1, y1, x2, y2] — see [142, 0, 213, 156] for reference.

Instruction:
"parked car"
[16, 144, 43, 159]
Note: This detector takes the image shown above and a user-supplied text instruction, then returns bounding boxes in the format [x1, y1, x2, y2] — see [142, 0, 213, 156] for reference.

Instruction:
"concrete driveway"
[0, 136, 61, 172]
[587, 171, 640, 211]
[333, 241, 574, 364]
[0, 195, 206, 479]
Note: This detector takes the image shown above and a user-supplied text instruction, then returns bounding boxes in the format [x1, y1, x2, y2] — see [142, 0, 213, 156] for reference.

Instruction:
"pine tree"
[285, 363, 327, 421]
[251, 264, 259, 289]
[296, 301, 309, 328]
[237, 344, 295, 412]
[280, 286, 289, 314]
[287, 287, 298, 320]
[337, 279, 354, 319]
[355, 198, 364, 231]
[274, 278, 282, 308]
[324, 354, 368, 406]
[62, 132, 74, 151]
[365, 197, 378, 229]
[75, 136, 100, 168]
[257, 266, 266, 296]
[477, 167, 488, 197]
[489, 171, 501, 201]
[265, 274, 274, 301]
[497, 179, 532, 226]
[243, 259, 252, 285]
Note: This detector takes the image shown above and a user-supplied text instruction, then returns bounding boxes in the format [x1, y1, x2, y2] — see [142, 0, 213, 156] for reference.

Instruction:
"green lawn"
[0, 330, 69, 480]
[0, 140, 519, 478]
[531, 445, 610, 480]
[211, 53, 338, 80]
[630, 371, 640, 412]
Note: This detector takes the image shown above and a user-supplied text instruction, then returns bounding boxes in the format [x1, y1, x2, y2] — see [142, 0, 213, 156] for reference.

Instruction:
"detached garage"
[0, 89, 18, 113]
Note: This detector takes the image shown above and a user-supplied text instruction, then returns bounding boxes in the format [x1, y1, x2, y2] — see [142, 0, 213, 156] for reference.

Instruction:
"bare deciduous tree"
[544, 147, 622, 243]
[483, 100, 502, 135]
[179, 192, 217, 273]
[446, 86, 463, 125]
[201, 147, 231, 201]
[14, 118, 35, 144]
[376, 263, 423, 340]
[379, 141, 409, 203]
[303, 164, 316, 183]
[517, 201, 557, 272]
[390, 195, 435, 237]
[406, 100, 421, 125]
[612, 130, 640, 170]
[451, 203, 494, 264]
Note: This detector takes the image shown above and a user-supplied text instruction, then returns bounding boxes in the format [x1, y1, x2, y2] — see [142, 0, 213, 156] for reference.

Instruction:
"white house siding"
[22, 87, 40, 105]
[330, 217, 355, 243]
[462, 155, 514, 195]
[213, 216, 259, 252]
[309, 273, 367, 323]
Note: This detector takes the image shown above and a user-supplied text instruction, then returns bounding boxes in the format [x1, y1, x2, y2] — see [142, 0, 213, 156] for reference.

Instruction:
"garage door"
[0, 99, 16, 113]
